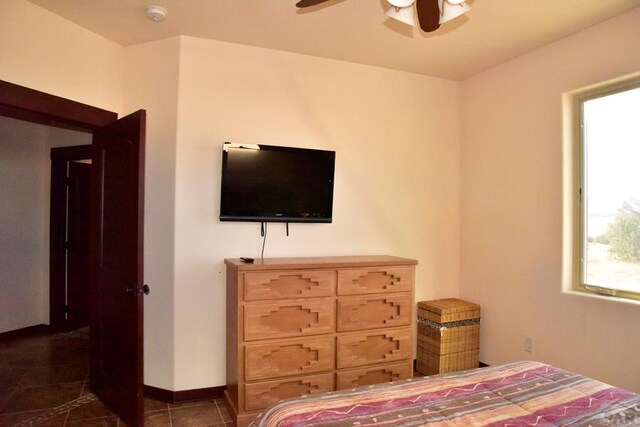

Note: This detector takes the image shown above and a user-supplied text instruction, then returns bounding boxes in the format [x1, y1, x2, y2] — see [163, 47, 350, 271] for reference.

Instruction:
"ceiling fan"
[295, 0, 471, 33]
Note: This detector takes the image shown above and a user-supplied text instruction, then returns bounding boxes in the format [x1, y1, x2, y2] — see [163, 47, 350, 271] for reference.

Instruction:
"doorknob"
[125, 285, 150, 295]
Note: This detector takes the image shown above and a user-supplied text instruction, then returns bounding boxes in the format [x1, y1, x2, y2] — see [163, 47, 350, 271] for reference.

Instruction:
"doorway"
[1, 79, 147, 426]
[0, 116, 90, 335]
[50, 145, 93, 331]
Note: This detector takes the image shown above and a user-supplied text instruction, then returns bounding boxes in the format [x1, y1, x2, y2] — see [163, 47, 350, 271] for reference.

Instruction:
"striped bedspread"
[251, 361, 640, 426]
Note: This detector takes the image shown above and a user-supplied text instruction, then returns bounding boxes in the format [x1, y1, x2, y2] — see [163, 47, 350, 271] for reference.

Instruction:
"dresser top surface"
[225, 255, 417, 271]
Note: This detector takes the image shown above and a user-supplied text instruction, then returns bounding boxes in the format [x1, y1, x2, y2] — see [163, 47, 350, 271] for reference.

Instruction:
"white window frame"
[563, 73, 640, 303]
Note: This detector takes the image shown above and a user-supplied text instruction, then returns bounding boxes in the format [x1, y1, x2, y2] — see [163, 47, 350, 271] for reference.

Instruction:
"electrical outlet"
[525, 336, 534, 353]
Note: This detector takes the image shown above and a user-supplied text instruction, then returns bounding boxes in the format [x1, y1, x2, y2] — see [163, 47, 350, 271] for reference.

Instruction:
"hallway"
[0, 328, 232, 426]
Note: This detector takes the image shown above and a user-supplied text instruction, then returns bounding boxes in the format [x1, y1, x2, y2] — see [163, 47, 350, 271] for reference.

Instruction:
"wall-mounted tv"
[219, 142, 335, 223]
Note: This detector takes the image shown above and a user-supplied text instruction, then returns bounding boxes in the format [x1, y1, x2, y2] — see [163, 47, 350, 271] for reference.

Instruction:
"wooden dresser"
[224, 255, 417, 426]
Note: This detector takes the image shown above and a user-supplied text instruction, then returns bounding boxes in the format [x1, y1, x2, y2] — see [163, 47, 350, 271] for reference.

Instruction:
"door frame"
[0, 80, 146, 423]
[0, 80, 118, 328]
[50, 145, 93, 330]
[0, 80, 118, 330]
[0, 80, 117, 130]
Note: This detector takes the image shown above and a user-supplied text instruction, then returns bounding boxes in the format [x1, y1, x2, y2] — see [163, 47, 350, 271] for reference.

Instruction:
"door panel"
[67, 161, 92, 329]
[90, 110, 145, 427]
[49, 145, 92, 330]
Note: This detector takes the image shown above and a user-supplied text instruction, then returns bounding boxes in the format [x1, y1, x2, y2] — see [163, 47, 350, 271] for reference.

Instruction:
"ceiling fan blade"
[296, 0, 332, 7]
[415, 0, 441, 32]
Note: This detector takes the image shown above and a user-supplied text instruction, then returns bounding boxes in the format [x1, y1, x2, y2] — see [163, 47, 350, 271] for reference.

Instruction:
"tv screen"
[219, 142, 335, 223]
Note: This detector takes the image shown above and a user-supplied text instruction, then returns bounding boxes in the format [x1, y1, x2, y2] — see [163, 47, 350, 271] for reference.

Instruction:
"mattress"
[251, 360, 640, 426]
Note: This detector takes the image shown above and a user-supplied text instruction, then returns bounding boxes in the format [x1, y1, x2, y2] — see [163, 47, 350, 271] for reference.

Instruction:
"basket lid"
[418, 298, 479, 315]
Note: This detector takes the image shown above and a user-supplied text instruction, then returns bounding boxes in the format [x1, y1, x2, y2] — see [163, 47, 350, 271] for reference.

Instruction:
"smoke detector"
[146, 5, 167, 22]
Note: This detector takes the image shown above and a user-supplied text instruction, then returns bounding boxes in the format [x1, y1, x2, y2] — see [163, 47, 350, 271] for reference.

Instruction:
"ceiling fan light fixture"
[386, 0, 416, 7]
[296, 0, 469, 33]
[385, 5, 415, 27]
[438, 0, 470, 24]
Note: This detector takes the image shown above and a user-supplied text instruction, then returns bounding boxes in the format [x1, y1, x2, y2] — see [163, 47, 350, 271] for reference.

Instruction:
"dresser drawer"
[244, 270, 335, 301]
[244, 298, 335, 341]
[336, 361, 413, 390]
[226, 256, 417, 426]
[338, 267, 414, 295]
[337, 328, 412, 369]
[337, 294, 413, 332]
[244, 373, 334, 411]
[245, 336, 335, 381]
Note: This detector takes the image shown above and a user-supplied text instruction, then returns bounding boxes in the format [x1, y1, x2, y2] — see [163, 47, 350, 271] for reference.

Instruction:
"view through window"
[582, 85, 640, 297]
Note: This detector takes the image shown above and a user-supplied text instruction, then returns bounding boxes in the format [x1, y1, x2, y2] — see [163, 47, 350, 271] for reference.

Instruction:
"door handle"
[125, 285, 150, 296]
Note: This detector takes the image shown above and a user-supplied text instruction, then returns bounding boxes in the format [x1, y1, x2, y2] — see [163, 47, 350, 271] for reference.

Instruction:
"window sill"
[561, 289, 640, 307]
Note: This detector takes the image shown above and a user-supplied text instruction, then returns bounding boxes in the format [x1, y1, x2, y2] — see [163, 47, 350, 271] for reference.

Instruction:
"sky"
[584, 86, 640, 289]
[584, 87, 640, 220]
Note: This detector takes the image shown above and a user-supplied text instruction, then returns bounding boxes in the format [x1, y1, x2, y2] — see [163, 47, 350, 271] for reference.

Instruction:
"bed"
[251, 361, 640, 426]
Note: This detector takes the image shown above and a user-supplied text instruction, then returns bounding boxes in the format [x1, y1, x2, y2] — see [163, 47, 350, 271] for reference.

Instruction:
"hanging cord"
[261, 222, 268, 261]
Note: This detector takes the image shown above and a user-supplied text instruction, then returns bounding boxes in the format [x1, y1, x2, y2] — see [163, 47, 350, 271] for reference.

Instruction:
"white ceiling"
[27, 0, 640, 80]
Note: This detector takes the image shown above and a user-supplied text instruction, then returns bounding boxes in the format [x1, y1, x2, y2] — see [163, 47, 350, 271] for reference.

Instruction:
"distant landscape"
[586, 242, 640, 293]
[587, 213, 616, 236]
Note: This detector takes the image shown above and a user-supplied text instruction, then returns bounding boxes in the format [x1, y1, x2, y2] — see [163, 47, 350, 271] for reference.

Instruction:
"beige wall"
[460, 8, 640, 392]
[0, 0, 124, 113]
[0, 0, 123, 330]
[0, 117, 49, 333]
[123, 37, 182, 390]
[172, 36, 462, 389]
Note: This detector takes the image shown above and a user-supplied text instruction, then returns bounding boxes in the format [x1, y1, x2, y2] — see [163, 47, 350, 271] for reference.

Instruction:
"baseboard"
[0, 324, 50, 341]
[144, 384, 225, 403]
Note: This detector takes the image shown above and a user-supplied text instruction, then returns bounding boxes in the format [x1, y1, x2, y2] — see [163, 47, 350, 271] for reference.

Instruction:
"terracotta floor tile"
[169, 398, 216, 410]
[0, 387, 14, 409]
[171, 402, 223, 426]
[0, 381, 84, 414]
[66, 397, 116, 421]
[0, 365, 28, 386]
[35, 410, 69, 426]
[0, 347, 50, 369]
[144, 409, 172, 426]
[2, 329, 228, 425]
[0, 334, 49, 352]
[19, 361, 89, 388]
[65, 415, 119, 426]
[80, 384, 94, 397]
[145, 397, 170, 412]
[0, 408, 47, 425]
[216, 402, 232, 422]
[47, 342, 89, 366]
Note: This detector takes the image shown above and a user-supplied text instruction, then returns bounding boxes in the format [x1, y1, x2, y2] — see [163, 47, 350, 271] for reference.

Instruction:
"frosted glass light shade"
[385, 6, 415, 26]
[438, 0, 470, 24]
[386, 0, 415, 7]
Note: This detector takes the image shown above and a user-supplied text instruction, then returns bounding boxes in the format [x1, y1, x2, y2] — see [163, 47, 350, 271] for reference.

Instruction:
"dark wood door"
[50, 145, 93, 331]
[90, 110, 146, 426]
[67, 161, 92, 329]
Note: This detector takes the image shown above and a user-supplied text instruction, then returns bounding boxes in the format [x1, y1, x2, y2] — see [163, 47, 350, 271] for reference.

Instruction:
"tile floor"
[0, 328, 232, 426]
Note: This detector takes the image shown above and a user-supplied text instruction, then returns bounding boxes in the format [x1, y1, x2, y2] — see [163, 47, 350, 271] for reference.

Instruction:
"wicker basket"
[416, 298, 480, 375]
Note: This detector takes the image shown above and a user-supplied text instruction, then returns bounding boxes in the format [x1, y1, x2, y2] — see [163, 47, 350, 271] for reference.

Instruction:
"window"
[568, 75, 640, 301]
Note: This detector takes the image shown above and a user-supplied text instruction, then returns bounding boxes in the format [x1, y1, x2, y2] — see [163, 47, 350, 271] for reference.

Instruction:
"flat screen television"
[219, 142, 335, 223]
